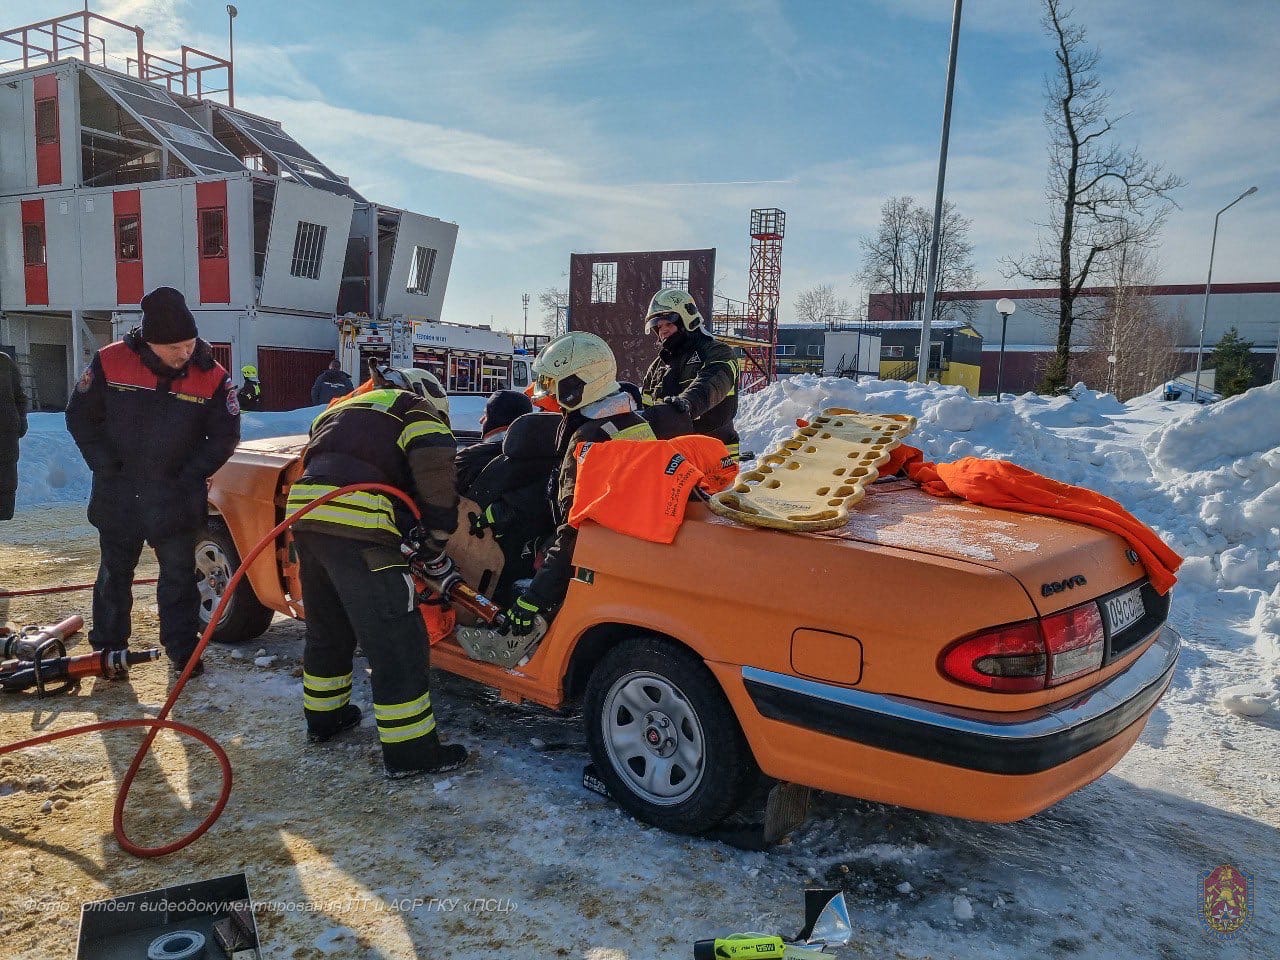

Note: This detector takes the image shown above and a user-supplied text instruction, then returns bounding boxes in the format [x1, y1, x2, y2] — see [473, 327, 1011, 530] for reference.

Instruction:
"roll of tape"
[147, 929, 206, 960]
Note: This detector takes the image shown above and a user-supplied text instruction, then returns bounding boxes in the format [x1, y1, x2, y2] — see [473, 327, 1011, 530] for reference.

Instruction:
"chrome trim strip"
[742, 626, 1179, 742]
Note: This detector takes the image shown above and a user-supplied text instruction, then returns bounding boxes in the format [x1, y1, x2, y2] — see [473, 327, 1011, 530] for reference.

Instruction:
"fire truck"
[337, 314, 534, 395]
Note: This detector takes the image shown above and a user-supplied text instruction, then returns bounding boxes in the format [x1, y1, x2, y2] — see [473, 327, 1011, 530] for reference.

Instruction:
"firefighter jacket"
[456, 412, 559, 548]
[237, 379, 263, 411]
[525, 393, 655, 610]
[640, 328, 740, 456]
[66, 330, 240, 540]
[287, 387, 458, 550]
[0, 349, 27, 437]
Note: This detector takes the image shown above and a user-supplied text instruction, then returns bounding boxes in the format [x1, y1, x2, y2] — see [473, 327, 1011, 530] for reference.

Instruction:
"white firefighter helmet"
[531, 332, 619, 411]
[644, 287, 705, 333]
[374, 362, 450, 418]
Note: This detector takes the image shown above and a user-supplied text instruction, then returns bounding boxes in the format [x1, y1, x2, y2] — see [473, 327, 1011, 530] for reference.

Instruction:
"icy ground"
[3, 379, 1278, 959]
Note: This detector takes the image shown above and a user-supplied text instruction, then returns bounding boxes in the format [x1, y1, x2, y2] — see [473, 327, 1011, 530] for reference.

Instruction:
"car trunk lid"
[817, 480, 1152, 616]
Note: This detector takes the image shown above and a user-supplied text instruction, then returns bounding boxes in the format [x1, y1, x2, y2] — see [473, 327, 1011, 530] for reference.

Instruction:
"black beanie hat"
[140, 287, 198, 345]
[482, 389, 533, 433]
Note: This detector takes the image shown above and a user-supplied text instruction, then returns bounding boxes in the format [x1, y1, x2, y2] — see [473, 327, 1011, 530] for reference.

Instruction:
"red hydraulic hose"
[0, 579, 158, 600]
[0, 483, 421, 858]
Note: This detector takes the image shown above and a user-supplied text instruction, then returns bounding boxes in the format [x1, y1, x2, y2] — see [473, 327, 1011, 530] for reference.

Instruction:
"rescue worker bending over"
[286, 363, 466, 778]
[237, 365, 263, 411]
[504, 333, 656, 635]
[639, 287, 741, 459]
[66, 286, 240, 676]
[455, 390, 558, 605]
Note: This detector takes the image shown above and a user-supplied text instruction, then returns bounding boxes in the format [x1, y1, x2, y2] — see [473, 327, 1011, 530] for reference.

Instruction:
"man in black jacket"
[311, 360, 354, 406]
[0, 347, 28, 522]
[639, 287, 741, 459]
[66, 287, 240, 676]
[455, 389, 557, 604]
[503, 333, 655, 636]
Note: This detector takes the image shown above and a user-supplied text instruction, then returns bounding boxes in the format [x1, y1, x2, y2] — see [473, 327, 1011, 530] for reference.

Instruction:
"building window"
[776, 344, 796, 356]
[882, 344, 904, 358]
[199, 208, 226, 258]
[290, 221, 327, 280]
[35, 98, 58, 143]
[660, 259, 690, 291]
[406, 245, 437, 296]
[591, 261, 617, 303]
[115, 214, 140, 261]
[23, 222, 46, 265]
[807, 344, 823, 357]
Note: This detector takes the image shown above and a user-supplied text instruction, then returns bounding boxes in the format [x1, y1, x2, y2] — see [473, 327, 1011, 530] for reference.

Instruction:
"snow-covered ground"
[3, 378, 1277, 959]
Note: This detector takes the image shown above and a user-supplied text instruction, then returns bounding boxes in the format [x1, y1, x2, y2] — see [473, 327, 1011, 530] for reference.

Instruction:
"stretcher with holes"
[709, 408, 917, 532]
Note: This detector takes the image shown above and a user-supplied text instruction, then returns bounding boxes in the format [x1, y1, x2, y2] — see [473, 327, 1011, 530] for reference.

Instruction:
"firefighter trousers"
[0, 432, 17, 521]
[293, 530, 441, 767]
[90, 527, 200, 663]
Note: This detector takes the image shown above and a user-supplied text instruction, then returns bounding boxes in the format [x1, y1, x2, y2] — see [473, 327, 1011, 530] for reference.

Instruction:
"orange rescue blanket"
[879, 444, 1182, 595]
[568, 436, 737, 544]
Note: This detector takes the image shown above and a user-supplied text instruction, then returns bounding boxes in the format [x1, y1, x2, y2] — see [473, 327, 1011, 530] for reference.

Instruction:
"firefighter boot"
[382, 731, 469, 780]
[307, 703, 363, 744]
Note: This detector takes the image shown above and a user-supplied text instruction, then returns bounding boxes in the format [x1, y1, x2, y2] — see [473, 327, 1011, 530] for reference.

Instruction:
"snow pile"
[1142, 382, 1280, 595]
[736, 375, 1147, 491]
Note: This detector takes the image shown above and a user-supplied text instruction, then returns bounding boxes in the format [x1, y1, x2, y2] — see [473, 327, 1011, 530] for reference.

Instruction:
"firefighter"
[455, 389, 558, 605]
[286, 362, 467, 778]
[66, 286, 241, 676]
[639, 287, 741, 459]
[237, 364, 263, 411]
[0, 347, 28, 522]
[504, 333, 655, 635]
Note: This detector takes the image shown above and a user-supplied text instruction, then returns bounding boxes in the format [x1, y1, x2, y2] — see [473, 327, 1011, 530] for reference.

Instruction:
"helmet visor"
[647, 312, 680, 333]
[532, 373, 557, 400]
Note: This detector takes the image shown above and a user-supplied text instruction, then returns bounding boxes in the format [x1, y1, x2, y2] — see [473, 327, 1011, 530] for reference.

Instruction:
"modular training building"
[0, 11, 457, 410]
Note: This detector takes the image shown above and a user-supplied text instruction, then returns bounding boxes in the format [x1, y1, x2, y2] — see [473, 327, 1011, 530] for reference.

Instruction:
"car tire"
[195, 518, 275, 644]
[584, 636, 757, 834]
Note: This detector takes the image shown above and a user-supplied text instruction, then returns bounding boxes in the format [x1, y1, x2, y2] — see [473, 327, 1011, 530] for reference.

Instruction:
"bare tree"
[1075, 244, 1182, 400]
[859, 196, 975, 325]
[793, 284, 853, 325]
[1004, 0, 1183, 393]
[537, 286, 567, 337]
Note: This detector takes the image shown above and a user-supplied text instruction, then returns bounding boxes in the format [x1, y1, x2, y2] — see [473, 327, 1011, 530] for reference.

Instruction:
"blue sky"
[12, 1, 1279, 332]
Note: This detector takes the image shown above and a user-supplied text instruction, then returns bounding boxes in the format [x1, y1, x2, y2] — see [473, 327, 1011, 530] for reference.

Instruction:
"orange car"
[201, 435, 1178, 834]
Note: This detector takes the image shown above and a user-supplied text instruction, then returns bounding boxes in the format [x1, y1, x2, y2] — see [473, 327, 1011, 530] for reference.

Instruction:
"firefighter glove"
[504, 595, 541, 637]
[661, 395, 692, 416]
[468, 504, 498, 538]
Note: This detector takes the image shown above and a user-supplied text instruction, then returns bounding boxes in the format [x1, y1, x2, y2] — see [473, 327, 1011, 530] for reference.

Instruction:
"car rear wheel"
[195, 518, 275, 644]
[584, 636, 757, 834]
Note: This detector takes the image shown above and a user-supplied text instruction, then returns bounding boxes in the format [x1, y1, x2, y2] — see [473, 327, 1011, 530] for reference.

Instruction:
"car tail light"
[941, 601, 1106, 692]
[1043, 603, 1105, 686]
[941, 620, 1047, 692]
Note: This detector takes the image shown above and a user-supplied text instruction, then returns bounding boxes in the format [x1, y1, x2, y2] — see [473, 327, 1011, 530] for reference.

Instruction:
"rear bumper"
[742, 626, 1178, 776]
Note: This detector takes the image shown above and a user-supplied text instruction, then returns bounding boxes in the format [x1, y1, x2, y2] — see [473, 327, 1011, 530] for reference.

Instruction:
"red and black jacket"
[66, 329, 241, 537]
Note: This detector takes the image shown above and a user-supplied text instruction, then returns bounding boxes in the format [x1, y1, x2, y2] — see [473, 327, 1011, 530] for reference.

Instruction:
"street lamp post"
[995, 298, 1015, 402]
[1194, 186, 1258, 402]
[521, 292, 530, 340]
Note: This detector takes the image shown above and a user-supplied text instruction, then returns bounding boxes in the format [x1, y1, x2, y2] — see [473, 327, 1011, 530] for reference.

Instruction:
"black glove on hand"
[468, 505, 498, 539]
[504, 595, 541, 636]
[662, 395, 692, 416]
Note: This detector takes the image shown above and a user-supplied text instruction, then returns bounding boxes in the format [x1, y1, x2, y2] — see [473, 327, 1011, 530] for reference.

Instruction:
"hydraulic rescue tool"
[400, 526, 549, 668]
[0, 615, 162, 695]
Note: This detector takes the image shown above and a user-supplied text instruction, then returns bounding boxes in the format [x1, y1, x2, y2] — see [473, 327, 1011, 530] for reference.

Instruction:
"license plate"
[1104, 588, 1144, 634]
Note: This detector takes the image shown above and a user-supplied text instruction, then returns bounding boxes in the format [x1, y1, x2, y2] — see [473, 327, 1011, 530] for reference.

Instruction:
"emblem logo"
[1201, 864, 1253, 938]
[1040, 574, 1087, 598]
[76, 365, 94, 393]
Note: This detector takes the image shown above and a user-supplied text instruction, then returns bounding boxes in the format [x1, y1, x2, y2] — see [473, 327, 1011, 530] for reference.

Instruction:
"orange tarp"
[569, 436, 736, 544]
[879, 444, 1182, 595]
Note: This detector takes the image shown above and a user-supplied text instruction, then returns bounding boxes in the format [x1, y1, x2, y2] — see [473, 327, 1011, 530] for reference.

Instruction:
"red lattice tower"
[745, 208, 785, 391]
